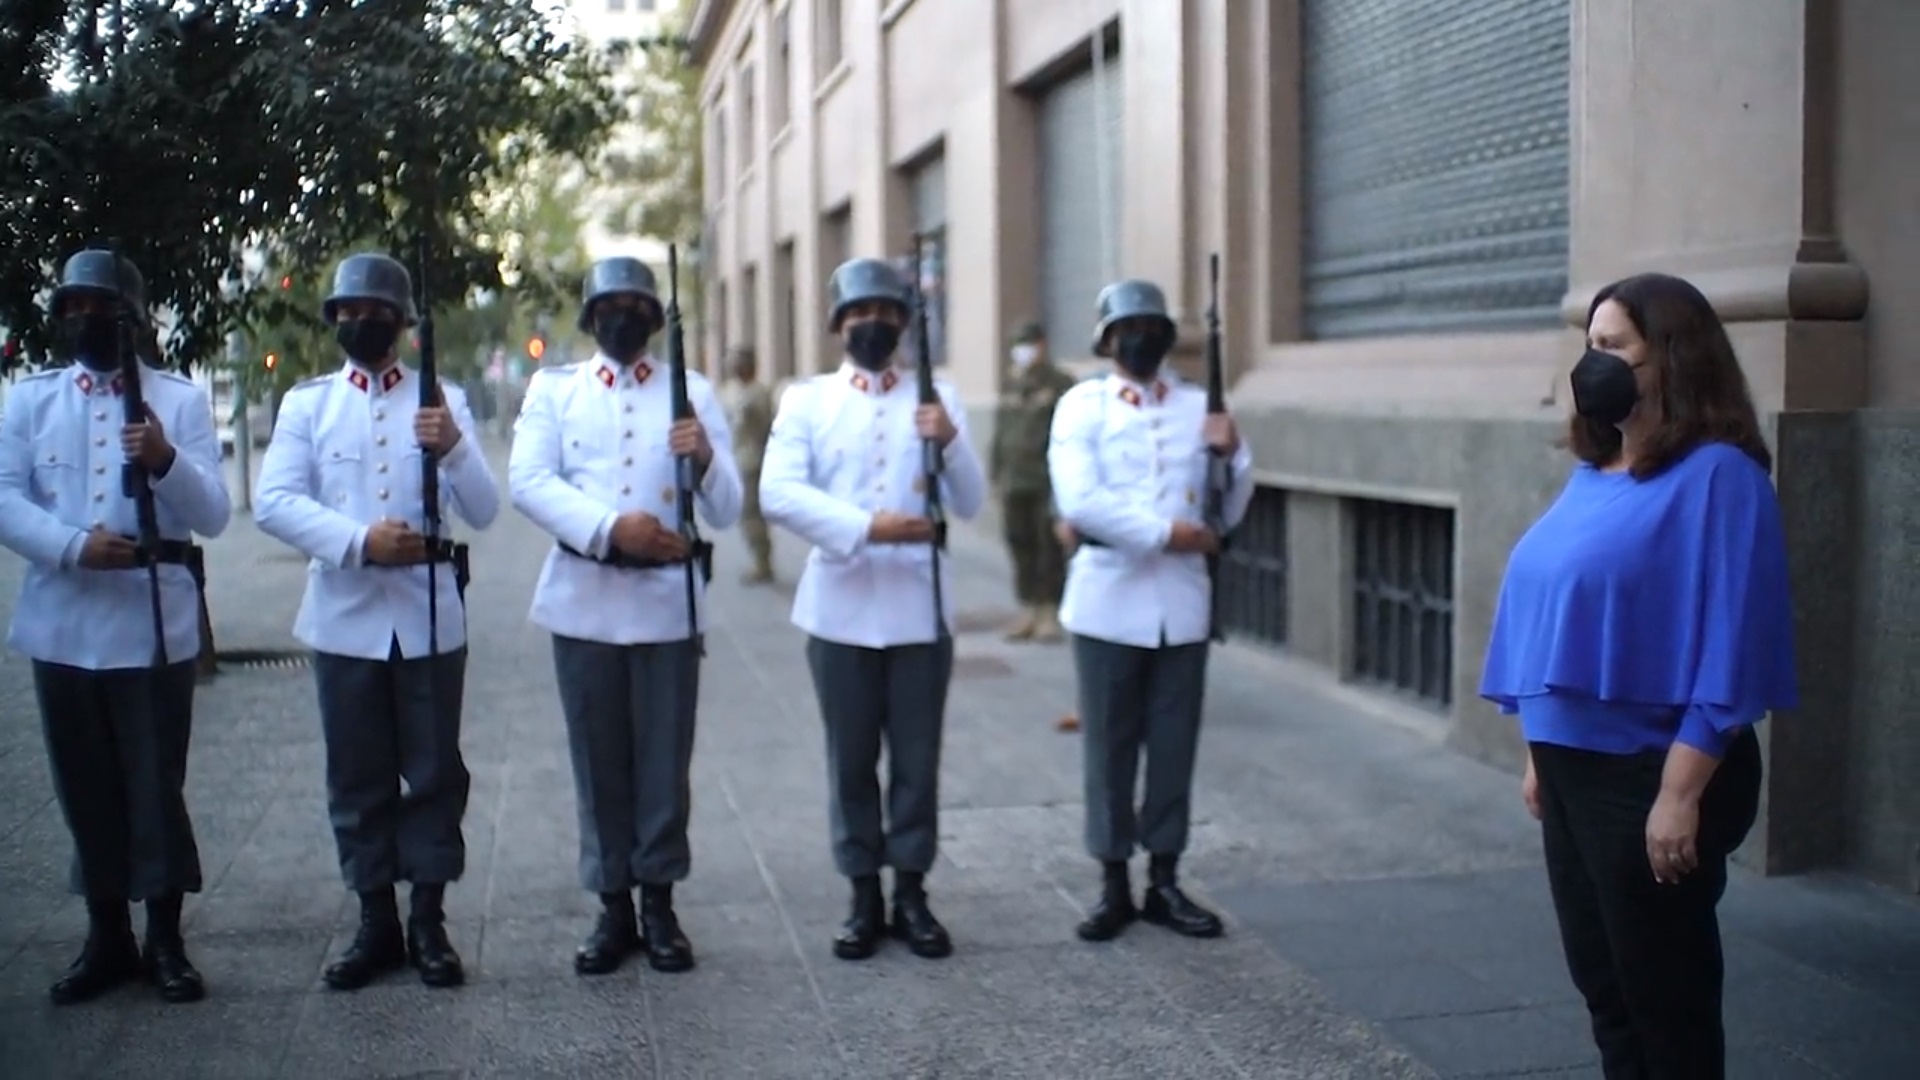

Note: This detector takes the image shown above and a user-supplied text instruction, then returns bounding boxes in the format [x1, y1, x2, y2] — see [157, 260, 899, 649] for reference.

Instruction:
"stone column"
[1565, 0, 1868, 874]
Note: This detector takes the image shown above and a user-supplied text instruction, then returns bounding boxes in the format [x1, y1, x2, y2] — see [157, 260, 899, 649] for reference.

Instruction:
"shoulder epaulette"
[287, 373, 332, 393]
[17, 367, 61, 383]
[152, 368, 196, 387]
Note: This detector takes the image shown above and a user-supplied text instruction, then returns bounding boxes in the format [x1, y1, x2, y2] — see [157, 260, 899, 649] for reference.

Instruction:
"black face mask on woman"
[1569, 348, 1641, 427]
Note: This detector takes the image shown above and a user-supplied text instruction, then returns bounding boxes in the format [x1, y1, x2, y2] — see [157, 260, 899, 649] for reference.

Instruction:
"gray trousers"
[1072, 633, 1210, 862]
[552, 634, 701, 892]
[313, 641, 471, 891]
[804, 635, 954, 878]
[33, 659, 203, 901]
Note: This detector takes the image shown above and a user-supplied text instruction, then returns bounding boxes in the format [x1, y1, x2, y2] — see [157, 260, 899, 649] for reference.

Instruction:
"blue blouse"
[1479, 442, 1799, 758]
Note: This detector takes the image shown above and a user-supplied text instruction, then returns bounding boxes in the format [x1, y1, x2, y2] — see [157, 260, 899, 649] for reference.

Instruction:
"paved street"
[2, 431, 1919, 1078]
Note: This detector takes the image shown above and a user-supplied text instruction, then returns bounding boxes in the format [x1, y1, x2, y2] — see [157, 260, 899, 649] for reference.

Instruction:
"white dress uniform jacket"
[759, 361, 988, 649]
[509, 353, 743, 645]
[1048, 370, 1255, 649]
[253, 362, 500, 661]
[0, 364, 232, 670]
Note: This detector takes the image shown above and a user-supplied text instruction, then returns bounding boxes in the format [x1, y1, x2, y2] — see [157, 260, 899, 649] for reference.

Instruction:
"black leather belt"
[116, 536, 206, 587]
[560, 541, 714, 585]
[371, 539, 472, 597]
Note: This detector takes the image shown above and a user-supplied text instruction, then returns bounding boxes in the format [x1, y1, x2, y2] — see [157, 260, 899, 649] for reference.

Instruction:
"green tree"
[0, 0, 622, 373]
[598, 10, 707, 327]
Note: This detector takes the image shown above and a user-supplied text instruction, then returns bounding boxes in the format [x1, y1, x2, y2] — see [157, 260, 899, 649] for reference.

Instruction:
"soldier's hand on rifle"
[1202, 413, 1240, 455]
[121, 405, 175, 474]
[1165, 520, 1221, 555]
[669, 418, 713, 466]
[414, 393, 463, 455]
[365, 519, 429, 566]
[868, 511, 937, 545]
[914, 403, 957, 447]
[612, 511, 690, 561]
[78, 526, 140, 570]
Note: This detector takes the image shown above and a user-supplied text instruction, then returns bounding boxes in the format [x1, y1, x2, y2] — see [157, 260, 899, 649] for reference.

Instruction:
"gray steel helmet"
[322, 252, 418, 326]
[1091, 279, 1176, 357]
[826, 257, 911, 332]
[578, 257, 662, 332]
[49, 249, 149, 328]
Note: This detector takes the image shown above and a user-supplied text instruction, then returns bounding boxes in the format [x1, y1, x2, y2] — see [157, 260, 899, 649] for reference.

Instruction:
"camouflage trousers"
[741, 468, 772, 571]
[1002, 489, 1067, 605]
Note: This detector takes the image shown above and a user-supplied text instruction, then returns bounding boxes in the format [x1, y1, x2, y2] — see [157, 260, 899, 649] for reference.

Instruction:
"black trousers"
[1532, 730, 1762, 1080]
[33, 659, 203, 902]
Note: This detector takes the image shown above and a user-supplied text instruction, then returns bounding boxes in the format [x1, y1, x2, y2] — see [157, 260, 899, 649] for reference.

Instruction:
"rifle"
[109, 240, 170, 670]
[1202, 251, 1230, 644]
[665, 244, 710, 657]
[910, 233, 947, 641]
[413, 240, 466, 664]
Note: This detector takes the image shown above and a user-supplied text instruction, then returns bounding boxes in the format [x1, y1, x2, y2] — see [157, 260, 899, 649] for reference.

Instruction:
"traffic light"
[264, 352, 279, 371]
[527, 336, 546, 361]
[279, 276, 292, 290]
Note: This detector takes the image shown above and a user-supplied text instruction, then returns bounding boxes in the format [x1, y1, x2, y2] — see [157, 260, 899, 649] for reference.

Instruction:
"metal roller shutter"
[1038, 48, 1124, 357]
[1301, 0, 1570, 339]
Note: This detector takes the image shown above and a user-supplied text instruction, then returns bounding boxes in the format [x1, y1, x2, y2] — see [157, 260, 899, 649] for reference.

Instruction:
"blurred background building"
[569, 0, 677, 269]
[690, 0, 1920, 891]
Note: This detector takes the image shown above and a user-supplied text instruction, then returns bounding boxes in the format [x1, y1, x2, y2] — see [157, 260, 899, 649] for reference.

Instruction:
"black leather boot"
[142, 892, 206, 1003]
[1076, 861, 1139, 942]
[323, 887, 406, 991]
[639, 884, 695, 973]
[406, 883, 465, 987]
[889, 871, 953, 959]
[833, 874, 886, 961]
[1141, 854, 1223, 939]
[575, 891, 641, 976]
[49, 897, 141, 1005]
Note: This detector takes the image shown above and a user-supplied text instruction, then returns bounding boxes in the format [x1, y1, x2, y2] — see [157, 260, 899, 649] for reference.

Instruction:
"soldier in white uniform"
[759, 257, 987, 961]
[508, 256, 741, 976]
[254, 252, 500, 990]
[0, 250, 232, 1004]
[1048, 279, 1255, 943]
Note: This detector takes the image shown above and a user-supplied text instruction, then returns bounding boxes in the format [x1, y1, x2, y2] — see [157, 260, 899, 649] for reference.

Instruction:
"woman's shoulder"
[1672, 440, 1772, 486]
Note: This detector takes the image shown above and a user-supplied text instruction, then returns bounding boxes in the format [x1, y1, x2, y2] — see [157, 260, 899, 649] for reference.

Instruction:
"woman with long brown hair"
[1480, 272, 1800, 1079]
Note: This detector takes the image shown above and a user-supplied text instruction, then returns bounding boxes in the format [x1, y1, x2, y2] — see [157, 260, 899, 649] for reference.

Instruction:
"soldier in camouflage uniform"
[721, 346, 776, 583]
[989, 321, 1078, 644]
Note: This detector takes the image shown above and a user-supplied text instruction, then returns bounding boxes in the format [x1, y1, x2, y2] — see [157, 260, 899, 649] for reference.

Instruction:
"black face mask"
[336, 319, 401, 366]
[593, 309, 653, 361]
[1114, 329, 1170, 380]
[1570, 348, 1641, 427]
[65, 314, 121, 371]
[846, 320, 901, 371]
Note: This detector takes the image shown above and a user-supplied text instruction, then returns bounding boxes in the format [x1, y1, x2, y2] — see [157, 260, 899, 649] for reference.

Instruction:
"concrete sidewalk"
[0, 433, 1915, 1078]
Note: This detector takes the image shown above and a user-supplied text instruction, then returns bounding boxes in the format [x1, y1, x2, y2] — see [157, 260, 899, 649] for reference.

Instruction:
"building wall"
[691, 0, 1920, 889]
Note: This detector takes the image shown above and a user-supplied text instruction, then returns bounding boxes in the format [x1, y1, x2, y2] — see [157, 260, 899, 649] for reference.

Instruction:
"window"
[636, 0, 655, 9]
[817, 0, 844, 79]
[710, 101, 728, 195]
[1351, 499, 1456, 708]
[771, 7, 792, 131]
[607, 0, 625, 12]
[738, 62, 757, 167]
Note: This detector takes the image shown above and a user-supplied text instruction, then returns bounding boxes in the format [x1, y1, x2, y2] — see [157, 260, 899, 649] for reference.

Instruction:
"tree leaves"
[0, 0, 623, 375]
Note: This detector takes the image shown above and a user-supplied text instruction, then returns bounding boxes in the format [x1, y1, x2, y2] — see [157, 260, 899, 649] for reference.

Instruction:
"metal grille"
[1037, 44, 1123, 357]
[1351, 499, 1455, 707]
[1300, 0, 1570, 339]
[1220, 486, 1289, 646]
